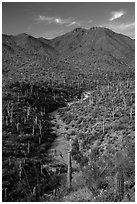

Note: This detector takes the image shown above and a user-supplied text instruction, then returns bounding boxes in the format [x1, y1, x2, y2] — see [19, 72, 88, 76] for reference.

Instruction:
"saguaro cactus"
[7, 103, 10, 117]
[16, 122, 20, 132]
[107, 82, 110, 91]
[67, 151, 72, 189]
[123, 95, 127, 110]
[32, 125, 35, 135]
[130, 107, 133, 120]
[17, 93, 20, 103]
[6, 116, 8, 126]
[8, 157, 11, 167]
[114, 151, 126, 201]
[39, 136, 41, 145]
[89, 94, 94, 106]
[27, 141, 30, 154]
[102, 119, 105, 134]
[30, 84, 33, 93]
[40, 165, 43, 175]
[112, 107, 115, 120]
[115, 169, 124, 201]
[39, 121, 42, 135]
[130, 95, 133, 104]
[24, 116, 27, 124]
[18, 161, 22, 181]
[4, 188, 7, 201]
[34, 115, 38, 125]
[126, 80, 129, 88]
[10, 106, 13, 123]
[33, 186, 36, 198]
[26, 107, 30, 119]
[67, 139, 72, 189]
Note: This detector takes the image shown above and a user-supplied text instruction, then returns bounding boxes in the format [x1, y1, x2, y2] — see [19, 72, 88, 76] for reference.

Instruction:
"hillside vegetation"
[2, 27, 135, 201]
[59, 76, 135, 201]
[3, 27, 134, 85]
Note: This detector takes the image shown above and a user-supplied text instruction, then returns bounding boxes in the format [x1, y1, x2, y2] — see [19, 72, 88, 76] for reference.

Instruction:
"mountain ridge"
[2, 26, 135, 85]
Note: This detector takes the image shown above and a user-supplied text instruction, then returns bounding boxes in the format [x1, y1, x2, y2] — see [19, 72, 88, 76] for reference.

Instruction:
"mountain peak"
[2, 27, 135, 84]
[15, 33, 29, 37]
[72, 27, 86, 33]
[14, 33, 35, 40]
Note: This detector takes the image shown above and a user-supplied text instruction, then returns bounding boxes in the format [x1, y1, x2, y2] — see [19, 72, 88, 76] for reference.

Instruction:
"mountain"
[2, 27, 135, 85]
[51, 27, 134, 64]
[13, 33, 57, 56]
[2, 36, 81, 87]
[38, 37, 53, 47]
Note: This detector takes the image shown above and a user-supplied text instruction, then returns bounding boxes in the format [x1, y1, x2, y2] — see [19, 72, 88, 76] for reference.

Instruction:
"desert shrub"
[82, 162, 108, 197]
[113, 121, 128, 131]
[62, 187, 93, 202]
[63, 114, 74, 125]
[76, 117, 83, 124]
[71, 171, 86, 191]
[119, 115, 129, 124]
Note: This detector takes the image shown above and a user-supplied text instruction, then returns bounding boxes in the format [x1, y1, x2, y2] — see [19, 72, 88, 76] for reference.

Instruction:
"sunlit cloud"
[110, 9, 126, 21]
[34, 15, 95, 29]
[67, 21, 81, 27]
[35, 15, 81, 26]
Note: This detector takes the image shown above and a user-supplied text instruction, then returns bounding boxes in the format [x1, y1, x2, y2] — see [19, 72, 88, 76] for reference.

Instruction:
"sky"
[2, 2, 135, 39]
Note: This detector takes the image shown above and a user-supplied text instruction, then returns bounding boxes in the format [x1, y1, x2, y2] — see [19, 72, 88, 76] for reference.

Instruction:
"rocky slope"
[2, 27, 135, 85]
[51, 27, 134, 66]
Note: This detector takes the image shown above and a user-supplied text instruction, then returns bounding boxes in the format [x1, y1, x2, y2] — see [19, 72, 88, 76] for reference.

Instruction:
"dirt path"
[48, 110, 71, 166]
[48, 92, 91, 166]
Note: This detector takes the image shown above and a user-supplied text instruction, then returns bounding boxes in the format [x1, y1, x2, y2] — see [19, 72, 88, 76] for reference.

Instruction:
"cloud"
[113, 22, 135, 30]
[40, 30, 66, 39]
[83, 19, 93, 29]
[110, 10, 126, 21]
[106, 22, 135, 32]
[87, 19, 93, 24]
[99, 21, 135, 38]
[110, 22, 135, 38]
[67, 21, 81, 27]
[35, 15, 81, 26]
[36, 15, 67, 24]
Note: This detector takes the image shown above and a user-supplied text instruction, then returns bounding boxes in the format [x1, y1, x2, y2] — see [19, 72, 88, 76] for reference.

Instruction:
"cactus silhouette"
[115, 169, 124, 201]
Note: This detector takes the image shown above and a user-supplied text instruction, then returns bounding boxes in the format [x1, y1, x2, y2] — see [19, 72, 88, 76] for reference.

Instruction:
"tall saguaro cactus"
[67, 139, 72, 189]
[4, 188, 7, 201]
[39, 121, 42, 135]
[102, 119, 105, 134]
[27, 141, 30, 154]
[123, 95, 127, 110]
[18, 161, 22, 182]
[114, 151, 126, 201]
[115, 168, 124, 201]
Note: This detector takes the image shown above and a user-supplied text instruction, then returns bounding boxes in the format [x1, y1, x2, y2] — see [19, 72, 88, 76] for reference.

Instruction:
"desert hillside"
[2, 27, 135, 202]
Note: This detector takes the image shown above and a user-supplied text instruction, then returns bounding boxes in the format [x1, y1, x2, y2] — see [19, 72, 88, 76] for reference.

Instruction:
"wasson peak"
[2, 26, 135, 84]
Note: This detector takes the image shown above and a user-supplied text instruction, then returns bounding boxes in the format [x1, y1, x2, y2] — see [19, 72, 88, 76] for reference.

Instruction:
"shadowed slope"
[2, 27, 135, 85]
